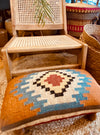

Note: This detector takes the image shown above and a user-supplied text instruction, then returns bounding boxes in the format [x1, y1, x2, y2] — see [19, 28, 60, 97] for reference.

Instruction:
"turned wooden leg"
[86, 113, 97, 121]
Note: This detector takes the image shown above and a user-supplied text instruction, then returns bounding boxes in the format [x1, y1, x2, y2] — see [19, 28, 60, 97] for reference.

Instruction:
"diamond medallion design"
[44, 74, 64, 86]
[33, 71, 75, 97]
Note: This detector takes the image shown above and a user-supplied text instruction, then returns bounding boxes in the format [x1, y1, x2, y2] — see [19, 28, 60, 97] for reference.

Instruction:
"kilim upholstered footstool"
[0, 69, 100, 132]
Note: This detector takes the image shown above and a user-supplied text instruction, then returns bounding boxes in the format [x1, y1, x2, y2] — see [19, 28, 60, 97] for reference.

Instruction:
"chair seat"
[0, 69, 100, 132]
[7, 35, 82, 53]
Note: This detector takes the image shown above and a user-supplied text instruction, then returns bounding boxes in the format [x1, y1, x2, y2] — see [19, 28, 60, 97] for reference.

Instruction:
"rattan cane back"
[11, 0, 66, 35]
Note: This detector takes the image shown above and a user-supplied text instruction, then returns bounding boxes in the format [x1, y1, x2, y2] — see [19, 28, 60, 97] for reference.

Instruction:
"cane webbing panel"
[7, 35, 82, 52]
[14, 0, 63, 25]
[0, 69, 100, 131]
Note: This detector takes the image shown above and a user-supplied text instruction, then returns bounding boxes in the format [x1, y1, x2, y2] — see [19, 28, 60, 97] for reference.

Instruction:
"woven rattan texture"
[66, 4, 100, 38]
[15, 0, 62, 24]
[83, 24, 100, 50]
[66, 3, 100, 13]
[86, 46, 100, 85]
[81, 24, 100, 84]
[0, 69, 100, 131]
[8, 35, 81, 49]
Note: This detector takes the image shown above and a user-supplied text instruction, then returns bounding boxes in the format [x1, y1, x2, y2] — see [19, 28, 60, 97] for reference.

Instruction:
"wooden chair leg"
[2, 50, 12, 82]
[86, 113, 97, 121]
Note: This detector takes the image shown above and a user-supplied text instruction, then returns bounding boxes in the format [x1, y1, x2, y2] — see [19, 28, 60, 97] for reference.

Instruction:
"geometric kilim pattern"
[33, 71, 75, 97]
[10, 69, 92, 115]
[1, 69, 100, 132]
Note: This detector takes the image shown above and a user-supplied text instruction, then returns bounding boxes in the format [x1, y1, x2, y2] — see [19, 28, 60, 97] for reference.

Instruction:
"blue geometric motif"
[10, 72, 48, 109]
[10, 69, 92, 115]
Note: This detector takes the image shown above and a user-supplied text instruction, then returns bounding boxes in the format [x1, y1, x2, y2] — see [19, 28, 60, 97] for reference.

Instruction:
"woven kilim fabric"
[0, 69, 100, 131]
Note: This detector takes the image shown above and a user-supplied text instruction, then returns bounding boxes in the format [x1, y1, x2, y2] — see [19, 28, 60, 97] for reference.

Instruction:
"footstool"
[0, 69, 100, 132]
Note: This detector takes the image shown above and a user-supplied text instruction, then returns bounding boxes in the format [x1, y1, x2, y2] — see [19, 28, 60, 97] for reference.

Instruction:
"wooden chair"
[2, 0, 87, 82]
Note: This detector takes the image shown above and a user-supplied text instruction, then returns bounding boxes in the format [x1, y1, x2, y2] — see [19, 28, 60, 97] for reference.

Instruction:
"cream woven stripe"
[8, 35, 81, 48]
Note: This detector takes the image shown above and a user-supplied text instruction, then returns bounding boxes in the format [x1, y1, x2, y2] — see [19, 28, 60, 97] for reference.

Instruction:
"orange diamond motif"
[44, 74, 64, 86]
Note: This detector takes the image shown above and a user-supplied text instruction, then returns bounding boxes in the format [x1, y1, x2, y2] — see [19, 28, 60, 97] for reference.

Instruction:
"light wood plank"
[7, 46, 82, 53]
[12, 64, 81, 77]
[81, 44, 88, 69]
[10, 0, 18, 36]
[1, 37, 15, 51]
[63, 0, 67, 35]
[15, 24, 63, 31]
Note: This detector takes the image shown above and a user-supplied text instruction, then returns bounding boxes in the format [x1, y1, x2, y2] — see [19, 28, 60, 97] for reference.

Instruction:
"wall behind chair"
[0, 0, 10, 10]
